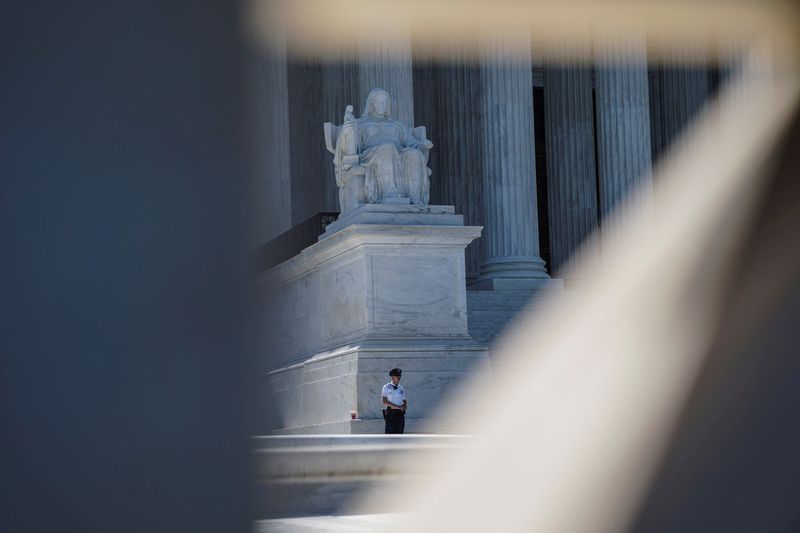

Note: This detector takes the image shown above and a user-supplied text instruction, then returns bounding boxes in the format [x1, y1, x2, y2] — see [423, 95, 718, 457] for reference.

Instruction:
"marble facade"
[252, 31, 716, 433]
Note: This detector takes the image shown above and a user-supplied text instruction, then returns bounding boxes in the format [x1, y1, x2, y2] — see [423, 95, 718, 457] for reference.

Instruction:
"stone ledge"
[253, 434, 469, 448]
[255, 434, 475, 479]
[254, 513, 400, 532]
[270, 417, 472, 435]
[253, 434, 476, 518]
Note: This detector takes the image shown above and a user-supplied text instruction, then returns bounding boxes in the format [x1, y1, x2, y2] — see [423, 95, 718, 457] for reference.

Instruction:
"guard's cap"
[389, 368, 402, 377]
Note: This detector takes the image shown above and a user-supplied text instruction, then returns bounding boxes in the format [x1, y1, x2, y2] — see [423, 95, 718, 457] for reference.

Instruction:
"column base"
[474, 256, 553, 290]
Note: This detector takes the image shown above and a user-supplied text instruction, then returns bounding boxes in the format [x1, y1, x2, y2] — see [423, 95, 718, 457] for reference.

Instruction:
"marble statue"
[324, 88, 433, 213]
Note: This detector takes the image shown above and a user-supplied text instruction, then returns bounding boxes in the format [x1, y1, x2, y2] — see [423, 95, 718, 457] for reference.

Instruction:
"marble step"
[255, 434, 474, 518]
[467, 297, 534, 307]
[467, 291, 535, 299]
[254, 434, 467, 449]
[467, 304, 534, 313]
[470, 326, 516, 336]
[469, 310, 529, 318]
[466, 288, 560, 345]
[255, 435, 470, 479]
[256, 479, 396, 519]
[469, 310, 524, 319]
[255, 513, 400, 533]
[469, 326, 511, 335]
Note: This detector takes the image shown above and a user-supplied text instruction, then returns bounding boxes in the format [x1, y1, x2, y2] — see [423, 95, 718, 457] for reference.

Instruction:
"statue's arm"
[410, 126, 434, 150]
[331, 120, 366, 187]
[324, 123, 339, 155]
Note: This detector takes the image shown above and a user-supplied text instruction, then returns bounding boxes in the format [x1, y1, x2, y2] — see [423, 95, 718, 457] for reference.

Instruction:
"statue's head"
[363, 88, 392, 119]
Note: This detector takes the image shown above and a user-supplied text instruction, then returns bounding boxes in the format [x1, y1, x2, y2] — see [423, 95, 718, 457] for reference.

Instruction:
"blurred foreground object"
[1, 3, 251, 532]
[248, 0, 798, 65]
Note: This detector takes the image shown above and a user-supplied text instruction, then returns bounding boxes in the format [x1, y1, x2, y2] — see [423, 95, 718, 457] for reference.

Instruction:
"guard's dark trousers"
[384, 410, 405, 434]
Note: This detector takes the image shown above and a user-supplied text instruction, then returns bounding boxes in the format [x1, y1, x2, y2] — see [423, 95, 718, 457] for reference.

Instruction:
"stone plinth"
[257, 206, 489, 434]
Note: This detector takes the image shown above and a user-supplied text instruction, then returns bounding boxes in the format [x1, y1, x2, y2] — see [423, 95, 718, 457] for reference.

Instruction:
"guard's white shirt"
[381, 382, 406, 408]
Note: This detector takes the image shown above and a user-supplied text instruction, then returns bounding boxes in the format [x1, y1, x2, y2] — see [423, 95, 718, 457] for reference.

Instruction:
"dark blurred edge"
[630, 104, 800, 531]
[0, 2, 258, 532]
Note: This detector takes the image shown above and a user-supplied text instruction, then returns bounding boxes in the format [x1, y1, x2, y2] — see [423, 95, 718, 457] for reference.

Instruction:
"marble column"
[475, 34, 549, 290]
[414, 47, 485, 284]
[357, 27, 415, 127]
[287, 56, 358, 221]
[287, 57, 326, 225]
[249, 40, 292, 244]
[594, 35, 653, 238]
[650, 43, 711, 160]
[544, 48, 599, 276]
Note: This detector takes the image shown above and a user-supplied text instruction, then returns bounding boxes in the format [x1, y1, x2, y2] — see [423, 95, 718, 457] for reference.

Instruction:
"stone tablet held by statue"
[324, 88, 433, 214]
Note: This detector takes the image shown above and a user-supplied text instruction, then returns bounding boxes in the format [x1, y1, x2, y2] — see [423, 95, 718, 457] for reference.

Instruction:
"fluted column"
[357, 27, 415, 126]
[476, 34, 549, 289]
[287, 57, 326, 224]
[650, 42, 711, 160]
[660, 67, 710, 147]
[594, 35, 653, 237]
[544, 48, 599, 275]
[249, 39, 292, 244]
[414, 45, 485, 283]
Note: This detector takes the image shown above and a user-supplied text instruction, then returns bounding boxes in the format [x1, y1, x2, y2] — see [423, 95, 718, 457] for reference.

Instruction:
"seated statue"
[324, 88, 433, 214]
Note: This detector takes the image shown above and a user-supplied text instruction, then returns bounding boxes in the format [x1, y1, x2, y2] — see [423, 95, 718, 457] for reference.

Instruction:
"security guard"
[381, 368, 407, 434]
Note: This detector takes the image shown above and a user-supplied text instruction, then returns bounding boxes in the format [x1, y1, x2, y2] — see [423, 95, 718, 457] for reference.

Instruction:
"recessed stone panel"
[368, 251, 467, 337]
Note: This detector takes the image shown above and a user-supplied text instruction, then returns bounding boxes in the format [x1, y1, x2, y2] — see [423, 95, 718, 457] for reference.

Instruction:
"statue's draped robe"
[333, 115, 430, 212]
[357, 118, 429, 204]
[333, 119, 365, 212]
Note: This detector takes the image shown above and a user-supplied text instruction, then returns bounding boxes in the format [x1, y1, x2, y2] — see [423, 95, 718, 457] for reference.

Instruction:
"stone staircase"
[466, 290, 537, 346]
[254, 434, 473, 519]
[253, 289, 563, 523]
[466, 282, 564, 346]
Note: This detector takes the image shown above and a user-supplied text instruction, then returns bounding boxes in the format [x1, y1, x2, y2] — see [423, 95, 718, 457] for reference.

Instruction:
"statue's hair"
[362, 88, 391, 118]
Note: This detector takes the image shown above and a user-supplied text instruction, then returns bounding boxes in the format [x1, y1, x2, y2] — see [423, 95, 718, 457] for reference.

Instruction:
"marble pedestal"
[257, 205, 490, 434]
